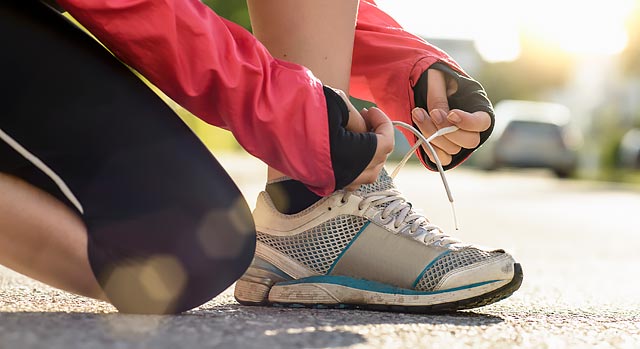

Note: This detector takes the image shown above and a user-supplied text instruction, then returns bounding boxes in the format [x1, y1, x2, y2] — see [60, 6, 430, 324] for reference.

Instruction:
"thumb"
[345, 106, 368, 133]
[362, 107, 391, 132]
[330, 87, 367, 133]
[362, 107, 394, 151]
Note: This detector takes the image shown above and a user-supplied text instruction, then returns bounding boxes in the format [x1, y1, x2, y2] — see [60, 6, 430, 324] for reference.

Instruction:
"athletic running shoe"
[234, 169, 522, 312]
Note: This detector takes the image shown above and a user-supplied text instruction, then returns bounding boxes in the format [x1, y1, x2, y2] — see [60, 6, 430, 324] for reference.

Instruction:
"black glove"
[413, 62, 495, 170]
[323, 86, 377, 190]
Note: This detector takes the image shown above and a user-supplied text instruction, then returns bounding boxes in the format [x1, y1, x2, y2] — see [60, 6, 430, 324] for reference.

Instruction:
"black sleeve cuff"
[413, 62, 495, 170]
[323, 86, 377, 190]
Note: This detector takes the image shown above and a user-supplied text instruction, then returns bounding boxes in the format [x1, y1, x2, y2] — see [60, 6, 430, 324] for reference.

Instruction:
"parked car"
[473, 100, 582, 178]
[618, 128, 640, 169]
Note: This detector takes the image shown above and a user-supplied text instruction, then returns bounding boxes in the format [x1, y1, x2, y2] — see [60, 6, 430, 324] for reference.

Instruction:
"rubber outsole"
[238, 263, 523, 313]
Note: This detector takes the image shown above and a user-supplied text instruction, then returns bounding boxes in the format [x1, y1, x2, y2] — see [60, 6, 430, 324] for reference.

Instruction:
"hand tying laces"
[341, 122, 462, 247]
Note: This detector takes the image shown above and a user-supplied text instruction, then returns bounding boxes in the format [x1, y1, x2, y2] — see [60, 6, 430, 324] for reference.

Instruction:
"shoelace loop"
[340, 121, 463, 246]
[341, 189, 460, 246]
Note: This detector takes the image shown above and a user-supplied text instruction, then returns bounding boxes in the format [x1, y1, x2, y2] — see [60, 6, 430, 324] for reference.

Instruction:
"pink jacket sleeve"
[56, 0, 336, 196]
[351, 0, 468, 169]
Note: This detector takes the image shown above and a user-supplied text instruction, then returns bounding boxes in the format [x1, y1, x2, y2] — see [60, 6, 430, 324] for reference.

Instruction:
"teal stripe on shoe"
[252, 256, 293, 281]
[277, 275, 501, 295]
[326, 221, 371, 275]
[411, 250, 452, 288]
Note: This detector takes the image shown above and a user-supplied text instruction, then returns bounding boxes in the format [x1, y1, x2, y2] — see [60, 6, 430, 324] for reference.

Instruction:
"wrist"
[323, 86, 377, 190]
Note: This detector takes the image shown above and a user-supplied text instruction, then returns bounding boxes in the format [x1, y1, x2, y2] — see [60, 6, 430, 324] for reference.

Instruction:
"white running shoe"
[234, 169, 522, 312]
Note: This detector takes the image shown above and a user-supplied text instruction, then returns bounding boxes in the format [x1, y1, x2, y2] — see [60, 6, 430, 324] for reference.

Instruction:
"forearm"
[247, 0, 358, 93]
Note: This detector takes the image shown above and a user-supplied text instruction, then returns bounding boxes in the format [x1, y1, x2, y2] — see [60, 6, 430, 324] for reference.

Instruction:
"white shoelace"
[341, 122, 462, 247]
[391, 121, 459, 230]
[343, 189, 462, 246]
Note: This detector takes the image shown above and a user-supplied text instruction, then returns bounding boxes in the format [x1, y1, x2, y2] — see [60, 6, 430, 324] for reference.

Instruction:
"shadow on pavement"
[0, 306, 503, 349]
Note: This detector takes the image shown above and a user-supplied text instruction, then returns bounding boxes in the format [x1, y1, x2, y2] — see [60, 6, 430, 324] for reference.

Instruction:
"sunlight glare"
[522, 0, 633, 55]
[374, 0, 635, 59]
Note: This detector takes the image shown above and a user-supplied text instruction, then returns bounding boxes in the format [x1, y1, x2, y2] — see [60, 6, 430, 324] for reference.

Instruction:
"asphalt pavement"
[1, 154, 639, 349]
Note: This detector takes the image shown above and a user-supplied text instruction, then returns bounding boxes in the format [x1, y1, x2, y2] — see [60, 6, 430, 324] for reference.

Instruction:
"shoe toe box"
[422, 249, 517, 292]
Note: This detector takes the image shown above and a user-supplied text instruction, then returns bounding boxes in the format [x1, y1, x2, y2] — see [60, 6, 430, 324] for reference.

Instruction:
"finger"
[364, 107, 394, 151]
[345, 182, 362, 192]
[429, 108, 453, 127]
[416, 107, 480, 150]
[446, 110, 492, 132]
[329, 86, 368, 133]
[345, 107, 394, 189]
[345, 103, 367, 133]
[411, 108, 462, 155]
[427, 69, 450, 120]
[443, 128, 481, 149]
[422, 142, 452, 167]
[348, 162, 385, 189]
[446, 73, 459, 96]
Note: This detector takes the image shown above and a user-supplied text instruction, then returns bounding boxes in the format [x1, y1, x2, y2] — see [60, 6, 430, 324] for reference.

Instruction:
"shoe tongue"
[357, 168, 396, 195]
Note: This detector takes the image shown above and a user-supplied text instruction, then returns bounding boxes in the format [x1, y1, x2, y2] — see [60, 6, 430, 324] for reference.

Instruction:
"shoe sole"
[234, 263, 523, 313]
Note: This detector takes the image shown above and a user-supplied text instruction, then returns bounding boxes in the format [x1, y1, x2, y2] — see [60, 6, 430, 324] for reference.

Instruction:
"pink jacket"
[57, 0, 463, 196]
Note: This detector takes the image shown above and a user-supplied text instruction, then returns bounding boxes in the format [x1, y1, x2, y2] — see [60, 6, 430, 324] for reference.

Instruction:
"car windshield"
[503, 121, 562, 142]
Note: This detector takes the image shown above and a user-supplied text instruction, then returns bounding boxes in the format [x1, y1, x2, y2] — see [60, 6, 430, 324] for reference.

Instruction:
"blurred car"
[618, 128, 640, 169]
[473, 100, 582, 178]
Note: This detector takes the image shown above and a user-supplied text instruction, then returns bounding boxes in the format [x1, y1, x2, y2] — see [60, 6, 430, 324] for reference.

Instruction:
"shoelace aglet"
[451, 201, 459, 230]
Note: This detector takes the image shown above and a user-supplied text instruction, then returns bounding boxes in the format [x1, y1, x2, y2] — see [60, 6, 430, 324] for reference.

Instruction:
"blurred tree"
[201, 0, 252, 31]
[477, 35, 574, 104]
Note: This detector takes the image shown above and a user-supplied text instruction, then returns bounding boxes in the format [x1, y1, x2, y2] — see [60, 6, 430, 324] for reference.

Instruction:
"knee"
[88, 201, 256, 315]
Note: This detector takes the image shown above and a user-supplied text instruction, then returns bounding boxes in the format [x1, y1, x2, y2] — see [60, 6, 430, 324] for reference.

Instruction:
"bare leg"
[247, 0, 359, 181]
[0, 172, 107, 301]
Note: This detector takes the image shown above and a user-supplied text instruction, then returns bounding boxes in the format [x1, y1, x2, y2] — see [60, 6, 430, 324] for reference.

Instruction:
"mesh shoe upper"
[257, 215, 367, 275]
[414, 248, 501, 291]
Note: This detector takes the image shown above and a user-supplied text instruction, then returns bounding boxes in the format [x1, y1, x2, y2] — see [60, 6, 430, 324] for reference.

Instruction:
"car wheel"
[553, 168, 572, 178]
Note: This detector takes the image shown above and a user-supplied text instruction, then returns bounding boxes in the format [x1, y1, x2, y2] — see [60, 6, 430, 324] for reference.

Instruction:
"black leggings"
[0, 2, 256, 314]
